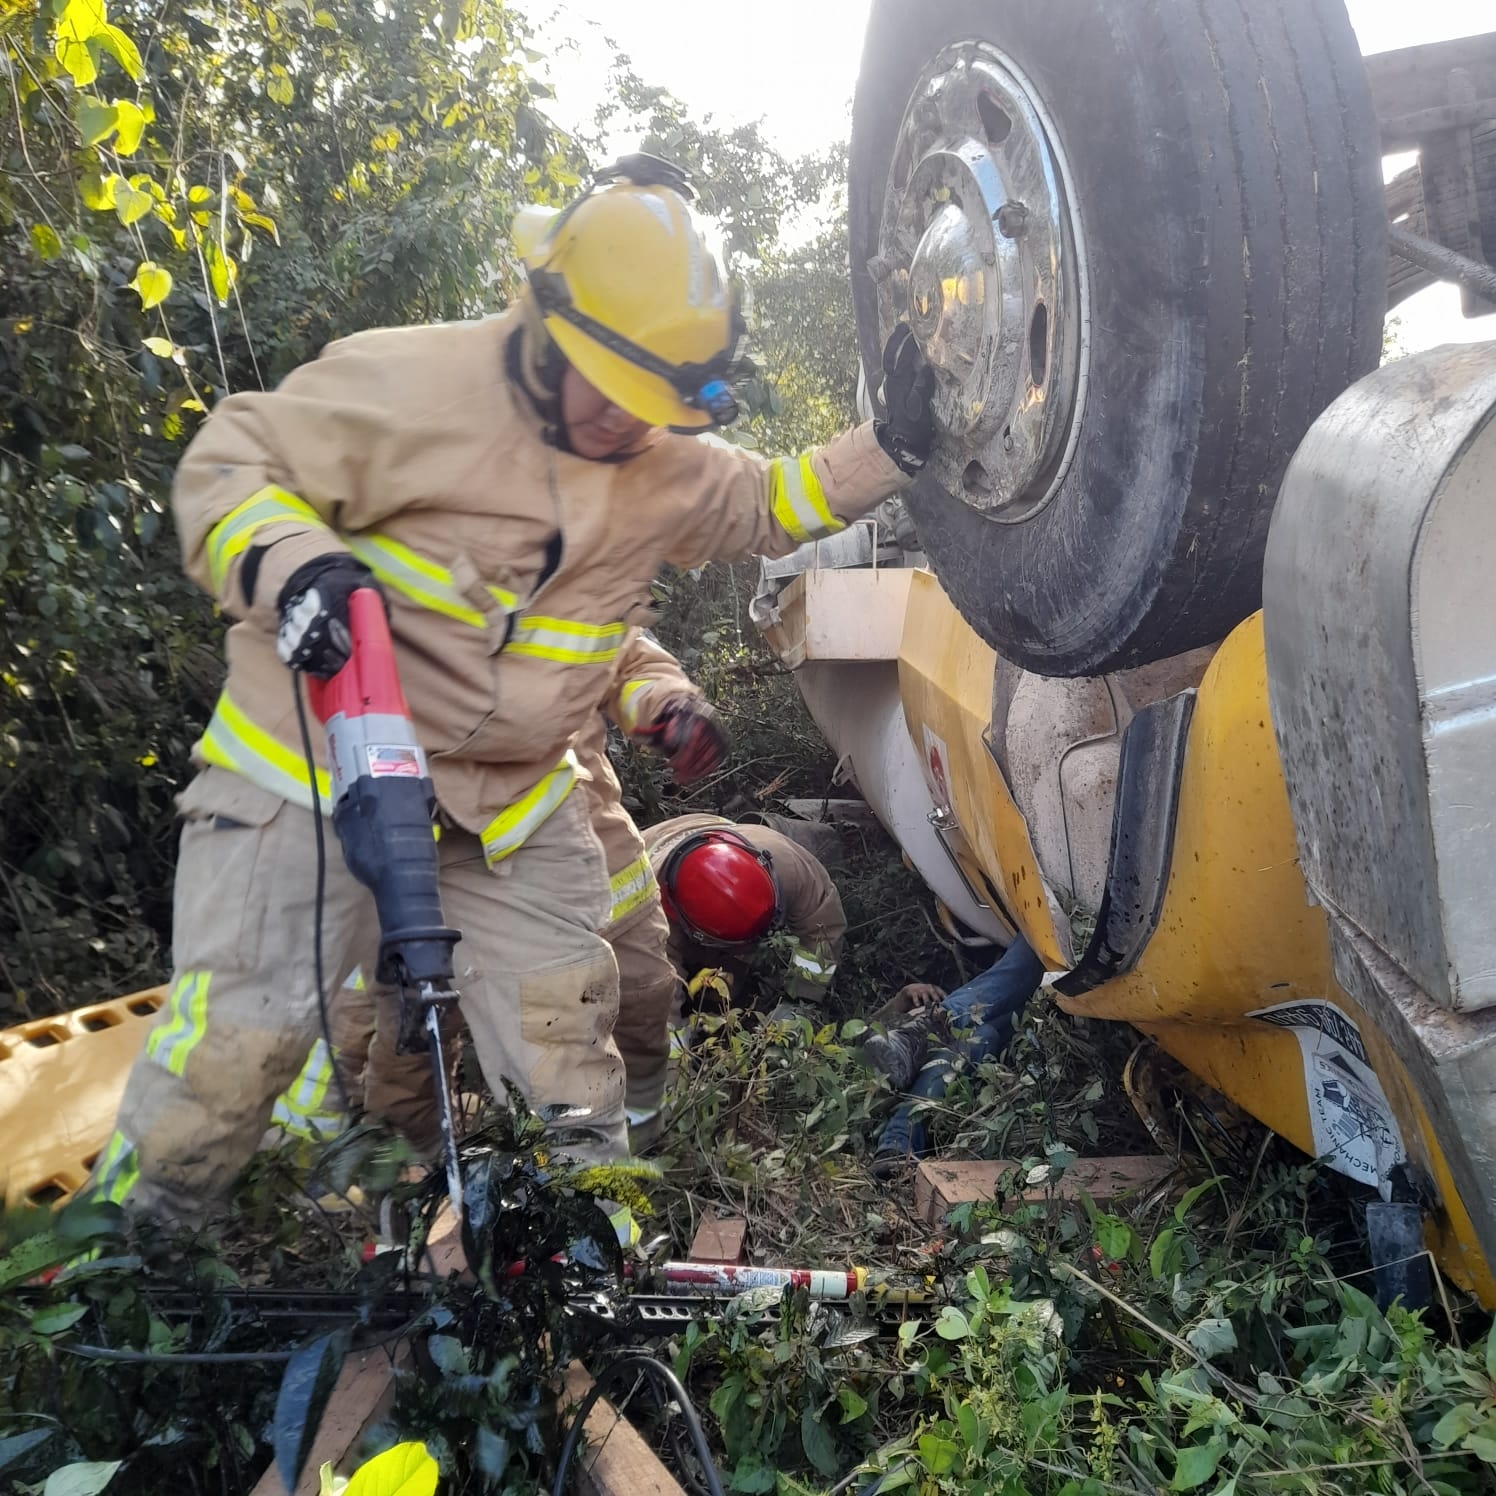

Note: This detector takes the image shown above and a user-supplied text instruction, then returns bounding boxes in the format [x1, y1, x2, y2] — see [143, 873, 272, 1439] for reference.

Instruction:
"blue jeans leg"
[875, 935, 1044, 1162]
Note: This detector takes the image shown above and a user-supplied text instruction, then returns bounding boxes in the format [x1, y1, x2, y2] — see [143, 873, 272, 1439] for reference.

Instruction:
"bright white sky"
[533, 0, 1495, 352]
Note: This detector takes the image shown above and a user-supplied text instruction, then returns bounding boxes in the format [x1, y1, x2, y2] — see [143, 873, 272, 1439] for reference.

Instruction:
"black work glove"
[874, 324, 937, 476]
[641, 699, 729, 785]
[275, 553, 379, 678]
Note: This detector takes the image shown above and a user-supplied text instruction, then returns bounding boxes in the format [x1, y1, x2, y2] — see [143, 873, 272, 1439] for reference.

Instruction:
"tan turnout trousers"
[93, 768, 620, 1224]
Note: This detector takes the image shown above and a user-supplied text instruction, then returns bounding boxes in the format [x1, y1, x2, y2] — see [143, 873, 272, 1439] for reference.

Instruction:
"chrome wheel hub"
[874, 42, 1089, 520]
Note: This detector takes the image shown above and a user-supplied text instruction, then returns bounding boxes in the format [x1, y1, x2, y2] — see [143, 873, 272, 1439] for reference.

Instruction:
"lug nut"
[996, 202, 1030, 239]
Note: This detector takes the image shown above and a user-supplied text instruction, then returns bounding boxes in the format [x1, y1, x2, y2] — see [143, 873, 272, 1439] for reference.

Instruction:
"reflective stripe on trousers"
[606, 851, 658, 925]
[269, 1038, 345, 1142]
[769, 453, 843, 544]
[145, 970, 212, 1077]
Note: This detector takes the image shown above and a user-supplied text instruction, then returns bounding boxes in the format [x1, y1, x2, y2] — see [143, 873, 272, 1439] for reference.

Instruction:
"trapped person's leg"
[874, 936, 1043, 1169]
[437, 793, 626, 1161]
[92, 769, 377, 1226]
[608, 895, 682, 1149]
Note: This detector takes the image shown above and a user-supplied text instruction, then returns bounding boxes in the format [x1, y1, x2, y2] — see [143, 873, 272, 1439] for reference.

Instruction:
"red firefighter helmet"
[660, 829, 780, 946]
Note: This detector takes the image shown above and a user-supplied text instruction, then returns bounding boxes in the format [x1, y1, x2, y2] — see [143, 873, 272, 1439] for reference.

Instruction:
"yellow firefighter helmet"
[513, 156, 743, 430]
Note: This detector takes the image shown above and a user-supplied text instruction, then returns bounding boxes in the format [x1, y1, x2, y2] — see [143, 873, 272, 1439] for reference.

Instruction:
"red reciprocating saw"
[306, 587, 465, 1215]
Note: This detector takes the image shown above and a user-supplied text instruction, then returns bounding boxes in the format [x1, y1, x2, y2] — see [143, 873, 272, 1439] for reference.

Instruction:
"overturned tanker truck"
[754, 0, 1496, 1300]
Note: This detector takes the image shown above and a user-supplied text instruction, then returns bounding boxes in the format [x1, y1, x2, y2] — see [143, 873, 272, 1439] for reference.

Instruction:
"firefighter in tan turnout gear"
[311, 627, 723, 1155]
[91, 153, 935, 1223]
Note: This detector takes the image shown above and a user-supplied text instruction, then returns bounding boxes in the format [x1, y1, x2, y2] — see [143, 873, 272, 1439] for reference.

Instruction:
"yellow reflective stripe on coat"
[343, 532, 518, 627]
[608, 1204, 642, 1250]
[480, 751, 579, 865]
[507, 615, 626, 666]
[145, 969, 212, 1077]
[206, 486, 326, 591]
[199, 691, 333, 813]
[769, 453, 842, 544]
[787, 942, 836, 987]
[617, 679, 653, 734]
[92, 1130, 140, 1206]
[606, 851, 658, 925]
[271, 1039, 346, 1141]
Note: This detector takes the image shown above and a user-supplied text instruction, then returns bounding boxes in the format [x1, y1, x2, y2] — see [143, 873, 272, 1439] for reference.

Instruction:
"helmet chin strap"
[508, 304, 573, 452]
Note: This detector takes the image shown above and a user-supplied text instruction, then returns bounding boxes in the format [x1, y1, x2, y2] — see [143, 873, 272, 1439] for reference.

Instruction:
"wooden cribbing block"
[688, 1212, 748, 1265]
[562, 1361, 688, 1496]
[915, 1155, 1177, 1225]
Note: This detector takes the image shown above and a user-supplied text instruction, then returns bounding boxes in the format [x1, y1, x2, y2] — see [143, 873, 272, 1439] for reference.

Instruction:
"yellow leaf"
[141, 337, 174, 357]
[313, 9, 337, 26]
[241, 210, 280, 243]
[342, 1443, 439, 1496]
[113, 181, 152, 225]
[318, 1460, 349, 1496]
[94, 22, 143, 80]
[206, 241, 234, 303]
[112, 99, 146, 154]
[371, 125, 400, 151]
[79, 170, 118, 210]
[137, 753, 157, 767]
[266, 73, 293, 105]
[128, 260, 172, 309]
[53, 0, 105, 86]
[187, 184, 212, 203]
[75, 95, 118, 146]
[30, 223, 63, 261]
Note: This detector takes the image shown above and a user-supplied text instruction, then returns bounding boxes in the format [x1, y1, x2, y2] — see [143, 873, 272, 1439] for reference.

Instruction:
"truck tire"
[850, 0, 1387, 676]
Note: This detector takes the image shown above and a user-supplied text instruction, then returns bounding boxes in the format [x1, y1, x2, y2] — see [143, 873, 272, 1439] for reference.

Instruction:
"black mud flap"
[1055, 692, 1196, 998]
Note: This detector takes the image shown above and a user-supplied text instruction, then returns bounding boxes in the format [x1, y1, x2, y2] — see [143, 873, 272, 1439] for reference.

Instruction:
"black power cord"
[551, 1354, 725, 1496]
[292, 672, 355, 1120]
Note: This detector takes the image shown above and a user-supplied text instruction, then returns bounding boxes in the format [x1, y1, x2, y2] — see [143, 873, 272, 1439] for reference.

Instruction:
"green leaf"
[53, 0, 105, 86]
[1150, 1227, 1183, 1280]
[956, 1401, 980, 1450]
[32, 1302, 89, 1334]
[113, 181, 152, 225]
[342, 1442, 439, 1496]
[112, 100, 147, 154]
[1433, 1404, 1484, 1448]
[1465, 1421, 1496, 1465]
[800, 1410, 838, 1479]
[934, 1305, 970, 1340]
[128, 260, 172, 309]
[206, 240, 234, 303]
[0, 1231, 67, 1291]
[1486, 1330, 1496, 1381]
[76, 96, 119, 146]
[917, 1435, 960, 1476]
[30, 224, 64, 260]
[94, 22, 143, 80]
[1170, 1440, 1225, 1492]
[273, 1330, 349, 1491]
[43, 1462, 122, 1496]
[425, 1334, 468, 1376]
[1094, 1215, 1135, 1263]
[837, 1386, 868, 1423]
[1185, 1317, 1238, 1361]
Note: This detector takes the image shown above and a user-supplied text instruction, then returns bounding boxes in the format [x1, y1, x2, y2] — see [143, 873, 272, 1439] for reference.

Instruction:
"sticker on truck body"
[1247, 999, 1407, 1192]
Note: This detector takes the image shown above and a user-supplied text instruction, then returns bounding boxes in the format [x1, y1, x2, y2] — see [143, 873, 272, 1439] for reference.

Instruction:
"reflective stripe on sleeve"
[769, 453, 843, 544]
[206, 485, 326, 592]
[606, 851, 658, 925]
[617, 679, 653, 734]
[480, 751, 579, 865]
[199, 692, 332, 813]
[507, 615, 626, 666]
[787, 944, 836, 987]
[145, 969, 212, 1077]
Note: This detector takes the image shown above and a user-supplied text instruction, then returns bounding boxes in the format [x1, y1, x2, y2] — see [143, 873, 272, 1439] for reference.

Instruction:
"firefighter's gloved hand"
[644, 699, 728, 785]
[276, 553, 380, 679]
[874, 324, 936, 476]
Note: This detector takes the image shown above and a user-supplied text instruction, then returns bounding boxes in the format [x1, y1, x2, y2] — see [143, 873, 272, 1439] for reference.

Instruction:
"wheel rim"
[873, 41, 1090, 521]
